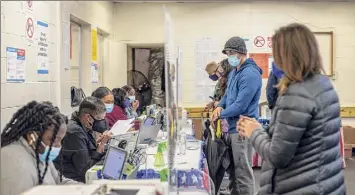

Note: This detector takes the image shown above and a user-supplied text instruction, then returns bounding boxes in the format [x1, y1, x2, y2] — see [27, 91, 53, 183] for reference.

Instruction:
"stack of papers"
[110, 118, 135, 135]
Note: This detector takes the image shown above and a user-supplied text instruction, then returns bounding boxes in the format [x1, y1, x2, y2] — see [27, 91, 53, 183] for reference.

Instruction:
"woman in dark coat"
[266, 62, 284, 110]
[238, 23, 345, 195]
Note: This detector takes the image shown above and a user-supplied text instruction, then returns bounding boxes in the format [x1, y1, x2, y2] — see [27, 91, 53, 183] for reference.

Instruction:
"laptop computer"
[109, 131, 139, 155]
[102, 146, 128, 180]
[137, 124, 162, 144]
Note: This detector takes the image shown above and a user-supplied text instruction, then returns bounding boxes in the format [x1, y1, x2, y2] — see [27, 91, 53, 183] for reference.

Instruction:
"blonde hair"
[272, 23, 325, 94]
[205, 61, 218, 75]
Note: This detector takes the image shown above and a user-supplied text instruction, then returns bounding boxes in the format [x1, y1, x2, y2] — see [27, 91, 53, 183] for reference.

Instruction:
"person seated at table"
[53, 97, 112, 183]
[105, 88, 129, 128]
[1, 101, 77, 195]
[122, 85, 139, 119]
[91, 86, 114, 114]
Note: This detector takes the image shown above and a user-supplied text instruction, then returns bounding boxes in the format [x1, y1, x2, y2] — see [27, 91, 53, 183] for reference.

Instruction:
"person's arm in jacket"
[217, 95, 227, 109]
[66, 132, 104, 180]
[220, 69, 260, 118]
[266, 71, 278, 109]
[249, 94, 314, 168]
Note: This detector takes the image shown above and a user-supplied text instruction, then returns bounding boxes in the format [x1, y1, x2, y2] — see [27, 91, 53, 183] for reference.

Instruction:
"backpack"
[71, 86, 86, 107]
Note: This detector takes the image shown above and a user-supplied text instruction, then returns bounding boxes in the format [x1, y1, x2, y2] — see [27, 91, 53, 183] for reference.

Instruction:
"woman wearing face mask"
[1, 101, 77, 195]
[105, 88, 129, 128]
[53, 97, 112, 183]
[122, 85, 139, 119]
[91, 86, 115, 114]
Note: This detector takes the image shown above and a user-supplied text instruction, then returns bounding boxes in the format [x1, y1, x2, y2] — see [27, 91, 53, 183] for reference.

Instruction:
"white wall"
[113, 2, 355, 125]
[1, 1, 115, 128]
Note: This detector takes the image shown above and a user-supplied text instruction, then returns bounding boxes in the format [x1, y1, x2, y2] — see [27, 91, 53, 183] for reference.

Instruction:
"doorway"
[127, 46, 165, 108]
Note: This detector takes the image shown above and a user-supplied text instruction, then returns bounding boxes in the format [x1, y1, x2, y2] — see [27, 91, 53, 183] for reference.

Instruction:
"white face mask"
[128, 96, 135, 103]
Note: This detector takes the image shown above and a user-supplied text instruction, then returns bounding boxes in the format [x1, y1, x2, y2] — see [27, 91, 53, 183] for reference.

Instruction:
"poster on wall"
[6, 47, 26, 82]
[91, 63, 98, 83]
[194, 37, 220, 103]
[252, 35, 272, 52]
[37, 20, 49, 74]
[249, 53, 272, 79]
[25, 13, 35, 46]
[91, 29, 98, 62]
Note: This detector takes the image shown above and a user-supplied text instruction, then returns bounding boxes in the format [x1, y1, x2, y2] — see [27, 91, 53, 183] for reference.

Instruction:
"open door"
[103, 40, 127, 89]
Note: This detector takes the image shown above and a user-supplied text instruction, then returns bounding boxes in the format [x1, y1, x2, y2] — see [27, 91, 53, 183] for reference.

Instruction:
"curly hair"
[1, 101, 67, 184]
[219, 59, 234, 97]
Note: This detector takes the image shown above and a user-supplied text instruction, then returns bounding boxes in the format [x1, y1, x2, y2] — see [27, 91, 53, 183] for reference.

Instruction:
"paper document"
[110, 119, 135, 135]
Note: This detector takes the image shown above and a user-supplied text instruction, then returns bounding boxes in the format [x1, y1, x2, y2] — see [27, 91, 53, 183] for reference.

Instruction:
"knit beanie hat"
[222, 36, 247, 55]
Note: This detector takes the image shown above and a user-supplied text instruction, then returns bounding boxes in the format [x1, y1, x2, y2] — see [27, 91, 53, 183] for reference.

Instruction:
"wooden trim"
[313, 31, 334, 77]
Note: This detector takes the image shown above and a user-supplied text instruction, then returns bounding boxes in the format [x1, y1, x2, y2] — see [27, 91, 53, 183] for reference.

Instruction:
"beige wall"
[1, 1, 115, 128]
[113, 2, 355, 125]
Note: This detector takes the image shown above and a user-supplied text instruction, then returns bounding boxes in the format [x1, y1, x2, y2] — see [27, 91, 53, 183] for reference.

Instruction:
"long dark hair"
[219, 59, 234, 97]
[1, 101, 67, 184]
[112, 88, 127, 109]
[272, 23, 325, 95]
[91, 86, 112, 99]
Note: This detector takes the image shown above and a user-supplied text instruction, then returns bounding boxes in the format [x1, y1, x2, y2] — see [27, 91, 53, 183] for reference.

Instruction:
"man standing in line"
[212, 36, 262, 195]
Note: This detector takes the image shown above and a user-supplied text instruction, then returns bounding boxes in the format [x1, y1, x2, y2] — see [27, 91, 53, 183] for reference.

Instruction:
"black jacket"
[251, 74, 345, 195]
[54, 112, 104, 183]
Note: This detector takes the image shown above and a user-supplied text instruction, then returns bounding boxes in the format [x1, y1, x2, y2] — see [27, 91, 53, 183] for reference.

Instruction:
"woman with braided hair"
[1, 101, 77, 195]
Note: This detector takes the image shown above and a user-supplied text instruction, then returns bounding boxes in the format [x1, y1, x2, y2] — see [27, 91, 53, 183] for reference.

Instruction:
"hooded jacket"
[266, 62, 284, 109]
[218, 58, 263, 133]
[251, 74, 345, 195]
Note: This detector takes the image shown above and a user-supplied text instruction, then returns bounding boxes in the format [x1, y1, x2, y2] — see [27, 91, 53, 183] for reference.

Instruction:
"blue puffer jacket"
[266, 62, 284, 109]
[218, 58, 263, 133]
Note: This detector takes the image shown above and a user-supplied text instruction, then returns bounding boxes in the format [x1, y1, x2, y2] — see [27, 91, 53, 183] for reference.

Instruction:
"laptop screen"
[144, 117, 155, 126]
[102, 147, 127, 180]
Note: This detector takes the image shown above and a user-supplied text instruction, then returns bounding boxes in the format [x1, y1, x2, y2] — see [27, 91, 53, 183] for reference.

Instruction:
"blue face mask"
[128, 96, 135, 103]
[209, 74, 219, 81]
[105, 103, 114, 113]
[39, 142, 61, 162]
[228, 56, 241, 67]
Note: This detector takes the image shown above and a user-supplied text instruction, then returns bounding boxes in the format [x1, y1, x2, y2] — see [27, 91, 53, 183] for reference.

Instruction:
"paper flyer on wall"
[91, 63, 99, 83]
[6, 47, 26, 82]
[37, 20, 49, 74]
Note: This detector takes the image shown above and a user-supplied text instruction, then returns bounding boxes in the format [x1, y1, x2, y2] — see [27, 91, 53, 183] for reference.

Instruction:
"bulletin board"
[314, 31, 334, 77]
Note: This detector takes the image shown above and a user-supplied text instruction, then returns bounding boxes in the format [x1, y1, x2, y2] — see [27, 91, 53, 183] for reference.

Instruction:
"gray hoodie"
[1, 137, 78, 195]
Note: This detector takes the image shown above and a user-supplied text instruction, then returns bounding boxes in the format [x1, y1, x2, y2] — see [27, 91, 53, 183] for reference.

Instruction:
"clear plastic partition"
[163, 5, 213, 195]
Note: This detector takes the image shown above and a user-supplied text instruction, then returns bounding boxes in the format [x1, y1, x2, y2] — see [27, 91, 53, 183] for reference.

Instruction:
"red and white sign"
[26, 17, 34, 39]
[27, 1, 32, 8]
[254, 36, 265, 48]
[267, 37, 272, 49]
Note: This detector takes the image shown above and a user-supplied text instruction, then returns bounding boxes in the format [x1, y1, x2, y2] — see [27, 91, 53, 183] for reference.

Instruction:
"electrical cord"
[127, 147, 147, 167]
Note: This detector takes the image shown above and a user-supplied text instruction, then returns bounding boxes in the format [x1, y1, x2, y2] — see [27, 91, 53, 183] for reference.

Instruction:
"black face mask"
[89, 115, 108, 133]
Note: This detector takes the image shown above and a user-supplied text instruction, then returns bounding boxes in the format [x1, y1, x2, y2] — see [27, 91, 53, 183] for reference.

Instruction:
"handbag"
[71, 86, 86, 107]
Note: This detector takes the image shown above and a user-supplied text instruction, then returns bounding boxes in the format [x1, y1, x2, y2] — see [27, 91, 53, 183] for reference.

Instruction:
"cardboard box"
[343, 125, 355, 144]
[344, 144, 353, 159]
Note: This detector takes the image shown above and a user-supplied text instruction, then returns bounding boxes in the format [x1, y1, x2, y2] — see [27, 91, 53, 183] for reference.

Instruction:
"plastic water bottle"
[182, 108, 187, 124]
[178, 131, 187, 155]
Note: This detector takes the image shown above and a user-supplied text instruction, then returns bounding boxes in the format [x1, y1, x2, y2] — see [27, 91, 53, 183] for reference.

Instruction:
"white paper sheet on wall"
[195, 37, 221, 102]
[62, 21, 70, 70]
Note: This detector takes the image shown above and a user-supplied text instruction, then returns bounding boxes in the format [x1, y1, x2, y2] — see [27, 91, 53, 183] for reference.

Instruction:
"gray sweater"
[1, 137, 77, 195]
